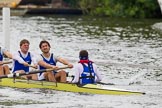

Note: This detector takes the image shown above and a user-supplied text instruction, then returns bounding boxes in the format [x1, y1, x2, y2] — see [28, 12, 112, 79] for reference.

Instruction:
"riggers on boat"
[0, 78, 145, 95]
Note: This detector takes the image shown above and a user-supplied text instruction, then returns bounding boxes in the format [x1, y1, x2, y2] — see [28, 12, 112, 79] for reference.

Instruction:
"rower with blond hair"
[11, 39, 58, 80]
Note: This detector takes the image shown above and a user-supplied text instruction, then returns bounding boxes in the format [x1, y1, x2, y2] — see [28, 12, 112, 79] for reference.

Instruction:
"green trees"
[65, 0, 161, 18]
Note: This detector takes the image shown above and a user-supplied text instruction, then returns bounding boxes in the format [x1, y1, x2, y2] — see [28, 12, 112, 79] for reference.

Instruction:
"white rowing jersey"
[11, 51, 37, 72]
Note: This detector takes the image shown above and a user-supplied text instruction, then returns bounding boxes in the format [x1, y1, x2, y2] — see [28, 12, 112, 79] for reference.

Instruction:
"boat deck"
[0, 78, 145, 95]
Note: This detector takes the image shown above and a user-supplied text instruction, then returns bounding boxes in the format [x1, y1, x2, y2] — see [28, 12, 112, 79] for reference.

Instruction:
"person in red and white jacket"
[72, 50, 102, 85]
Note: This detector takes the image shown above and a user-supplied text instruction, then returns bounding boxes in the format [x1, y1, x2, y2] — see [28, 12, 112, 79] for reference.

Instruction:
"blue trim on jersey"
[13, 51, 31, 73]
[0, 52, 3, 61]
[39, 53, 56, 76]
[0, 47, 3, 61]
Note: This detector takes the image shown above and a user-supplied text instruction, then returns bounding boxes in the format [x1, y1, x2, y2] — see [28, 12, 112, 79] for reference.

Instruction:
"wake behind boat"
[0, 78, 145, 95]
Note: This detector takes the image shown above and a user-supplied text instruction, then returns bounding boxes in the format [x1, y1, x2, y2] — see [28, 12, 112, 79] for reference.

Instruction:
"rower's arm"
[12, 52, 29, 66]
[36, 55, 57, 69]
[38, 60, 59, 69]
[93, 64, 102, 82]
[3, 50, 13, 59]
[57, 57, 73, 68]
[71, 64, 82, 83]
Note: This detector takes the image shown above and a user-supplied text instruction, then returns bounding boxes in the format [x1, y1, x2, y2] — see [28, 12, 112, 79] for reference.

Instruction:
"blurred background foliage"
[65, 0, 161, 18]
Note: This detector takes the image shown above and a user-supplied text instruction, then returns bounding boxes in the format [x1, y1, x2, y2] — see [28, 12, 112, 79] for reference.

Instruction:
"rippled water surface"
[0, 15, 162, 108]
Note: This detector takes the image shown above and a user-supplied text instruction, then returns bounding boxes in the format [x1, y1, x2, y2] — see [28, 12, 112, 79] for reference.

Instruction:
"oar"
[0, 65, 69, 79]
[28, 65, 37, 69]
[97, 82, 115, 85]
[0, 61, 12, 65]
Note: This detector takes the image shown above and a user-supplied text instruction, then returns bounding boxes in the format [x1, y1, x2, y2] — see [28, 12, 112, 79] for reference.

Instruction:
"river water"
[0, 15, 162, 108]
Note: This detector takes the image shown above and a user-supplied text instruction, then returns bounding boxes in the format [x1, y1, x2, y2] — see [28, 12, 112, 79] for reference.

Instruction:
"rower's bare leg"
[0, 66, 4, 75]
[15, 70, 26, 79]
[55, 70, 66, 83]
[44, 71, 56, 82]
[31, 74, 38, 80]
[3, 65, 10, 75]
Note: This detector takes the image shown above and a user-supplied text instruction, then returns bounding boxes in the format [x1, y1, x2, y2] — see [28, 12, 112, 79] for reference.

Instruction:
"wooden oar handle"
[57, 65, 69, 70]
[0, 61, 12, 65]
[28, 65, 37, 69]
[46, 65, 69, 72]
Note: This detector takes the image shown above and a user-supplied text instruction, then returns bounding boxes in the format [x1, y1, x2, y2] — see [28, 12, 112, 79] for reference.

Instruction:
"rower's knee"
[59, 70, 66, 76]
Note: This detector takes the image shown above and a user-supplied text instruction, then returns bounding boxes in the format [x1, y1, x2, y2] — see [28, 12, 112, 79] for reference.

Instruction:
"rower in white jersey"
[37, 40, 73, 83]
[11, 39, 59, 80]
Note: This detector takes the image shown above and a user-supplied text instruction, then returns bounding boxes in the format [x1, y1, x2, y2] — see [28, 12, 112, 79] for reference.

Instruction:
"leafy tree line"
[64, 0, 162, 18]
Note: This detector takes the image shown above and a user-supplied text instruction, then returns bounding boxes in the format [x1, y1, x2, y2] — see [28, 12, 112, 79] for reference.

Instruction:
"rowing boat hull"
[0, 78, 145, 95]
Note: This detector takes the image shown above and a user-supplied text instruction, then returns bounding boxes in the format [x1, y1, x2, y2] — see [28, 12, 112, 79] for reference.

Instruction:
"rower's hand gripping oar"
[28, 65, 38, 69]
[0, 61, 37, 70]
[0, 65, 69, 79]
[22, 62, 38, 69]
